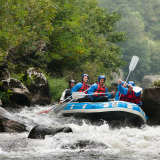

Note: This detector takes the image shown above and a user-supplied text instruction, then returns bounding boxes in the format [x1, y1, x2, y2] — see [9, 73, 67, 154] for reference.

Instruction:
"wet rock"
[0, 78, 31, 107]
[140, 75, 160, 89]
[0, 107, 26, 132]
[28, 125, 72, 139]
[61, 140, 109, 149]
[141, 86, 160, 124]
[23, 68, 51, 105]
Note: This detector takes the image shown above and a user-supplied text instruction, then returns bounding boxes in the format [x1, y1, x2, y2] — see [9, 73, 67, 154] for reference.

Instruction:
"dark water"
[0, 105, 160, 160]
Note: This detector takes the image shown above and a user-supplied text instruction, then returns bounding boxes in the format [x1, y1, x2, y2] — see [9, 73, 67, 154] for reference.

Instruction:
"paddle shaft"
[53, 98, 74, 114]
[53, 87, 91, 114]
[118, 56, 139, 100]
[74, 92, 113, 96]
[125, 71, 131, 83]
[50, 95, 72, 111]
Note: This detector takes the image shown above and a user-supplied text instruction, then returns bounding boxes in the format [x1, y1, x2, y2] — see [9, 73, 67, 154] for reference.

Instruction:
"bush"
[153, 80, 160, 86]
[46, 76, 68, 102]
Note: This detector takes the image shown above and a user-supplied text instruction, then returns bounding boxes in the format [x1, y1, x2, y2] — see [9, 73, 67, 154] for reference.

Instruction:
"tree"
[0, 0, 127, 80]
[98, 0, 154, 83]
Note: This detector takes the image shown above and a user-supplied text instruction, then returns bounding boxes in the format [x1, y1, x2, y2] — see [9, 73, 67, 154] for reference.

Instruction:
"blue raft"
[61, 101, 147, 127]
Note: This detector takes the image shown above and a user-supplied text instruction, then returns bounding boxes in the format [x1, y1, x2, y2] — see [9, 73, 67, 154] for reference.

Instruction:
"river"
[0, 105, 160, 160]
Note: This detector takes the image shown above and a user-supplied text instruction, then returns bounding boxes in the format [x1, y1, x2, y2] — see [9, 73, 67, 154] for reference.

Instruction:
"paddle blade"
[133, 86, 142, 93]
[53, 99, 74, 114]
[38, 109, 51, 114]
[53, 104, 67, 114]
[72, 92, 86, 99]
[129, 56, 139, 72]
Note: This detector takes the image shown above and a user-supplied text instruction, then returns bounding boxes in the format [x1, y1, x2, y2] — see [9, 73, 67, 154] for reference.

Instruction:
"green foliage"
[0, 0, 57, 69]
[11, 73, 25, 81]
[153, 80, 160, 87]
[46, 75, 68, 102]
[0, 90, 12, 102]
[104, 78, 112, 90]
[0, 0, 126, 79]
[63, 60, 116, 86]
[11, 73, 36, 86]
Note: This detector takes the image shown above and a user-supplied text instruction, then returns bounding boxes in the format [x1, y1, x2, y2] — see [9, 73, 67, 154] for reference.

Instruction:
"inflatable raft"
[61, 101, 147, 127]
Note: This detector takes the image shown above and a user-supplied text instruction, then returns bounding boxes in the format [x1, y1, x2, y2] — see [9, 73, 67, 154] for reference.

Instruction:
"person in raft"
[71, 74, 91, 102]
[118, 79, 142, 105]
[88, 75, 115, 102]
[115, 81, 127, 101]
[60, 80, 76, 104]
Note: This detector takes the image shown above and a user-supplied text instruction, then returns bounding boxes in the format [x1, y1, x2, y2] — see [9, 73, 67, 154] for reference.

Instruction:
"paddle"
[39, 87, 91, 114]
[126, 56, 139, 82]
[133, 86, 142, 93]
[53, 98, 75, 114]
[72, 92, 113, 99]
[119, 55, 139, 100]
[38, 95, 72, 114]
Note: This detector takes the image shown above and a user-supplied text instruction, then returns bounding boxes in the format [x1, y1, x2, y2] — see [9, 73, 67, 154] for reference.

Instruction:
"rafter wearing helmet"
[88, 75, 115, 102]
[59, 80, 76, 104]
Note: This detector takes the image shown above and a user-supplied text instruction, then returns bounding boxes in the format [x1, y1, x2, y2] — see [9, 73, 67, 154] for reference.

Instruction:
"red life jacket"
[78, 82, 89, 94]
[119, 92, 127, 101]
[126, 90, 141, 104]
[93, 83, 106, 97]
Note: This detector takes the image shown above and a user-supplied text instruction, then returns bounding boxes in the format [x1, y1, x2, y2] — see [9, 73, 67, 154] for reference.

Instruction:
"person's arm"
[135, 91, 141, 97]
[71, 83, 82, 94]
[87, 84, 98, 97]
[60, 90, 67, 103]
[105, 87, 112, 99]
[118, 84, 128, 95]
[115, 91, 120, 101]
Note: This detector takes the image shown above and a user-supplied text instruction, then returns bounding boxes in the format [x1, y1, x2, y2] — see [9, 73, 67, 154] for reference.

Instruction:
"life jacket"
[93, 83, 106, 97]
[65, 88, 71, 99]
[78, 82, 89, 94]
[119, 92, 127, 101]
[126, 90, 141, 104]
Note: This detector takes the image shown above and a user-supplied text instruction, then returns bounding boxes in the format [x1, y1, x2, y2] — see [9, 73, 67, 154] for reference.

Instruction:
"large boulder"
[0, 107, 26, 132]
[111, 69, 123, 84]
[24, 68, 51, 105]
[140, 75, 160, 89]
[28, 125, 72, 139]
[141, 86, 160, 124]
[0, 78, 31, 107]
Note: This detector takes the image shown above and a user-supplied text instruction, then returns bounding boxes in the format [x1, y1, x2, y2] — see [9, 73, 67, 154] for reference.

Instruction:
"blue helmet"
[98, 75, 106, 82]
[82, 74, 89, 81]
[121, 81, 127, 85]
[128, 81, 135, 86]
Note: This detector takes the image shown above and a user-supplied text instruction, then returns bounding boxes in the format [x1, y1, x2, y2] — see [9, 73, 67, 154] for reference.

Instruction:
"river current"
[0, 105, 160, 160]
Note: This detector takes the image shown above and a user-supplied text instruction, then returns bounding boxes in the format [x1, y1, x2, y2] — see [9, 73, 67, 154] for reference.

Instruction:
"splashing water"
[0, 105, 160, 160]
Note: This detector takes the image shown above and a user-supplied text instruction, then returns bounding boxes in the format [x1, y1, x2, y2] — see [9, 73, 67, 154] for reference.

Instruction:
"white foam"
[0, 105, 160, 159]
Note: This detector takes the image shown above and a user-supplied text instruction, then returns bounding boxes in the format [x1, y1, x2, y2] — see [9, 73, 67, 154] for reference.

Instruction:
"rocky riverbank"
[1, 64, 160, 132]
[141, 86, 160, 125]
[0, 66, 52, 133]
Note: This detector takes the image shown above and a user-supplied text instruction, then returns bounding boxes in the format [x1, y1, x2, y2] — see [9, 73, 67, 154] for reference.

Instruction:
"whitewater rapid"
[0, 105, 160, 160]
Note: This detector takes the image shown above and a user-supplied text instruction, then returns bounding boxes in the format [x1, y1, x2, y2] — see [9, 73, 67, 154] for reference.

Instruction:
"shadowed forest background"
[99, 0, 160, 83]
[0, 0, 160, 100]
